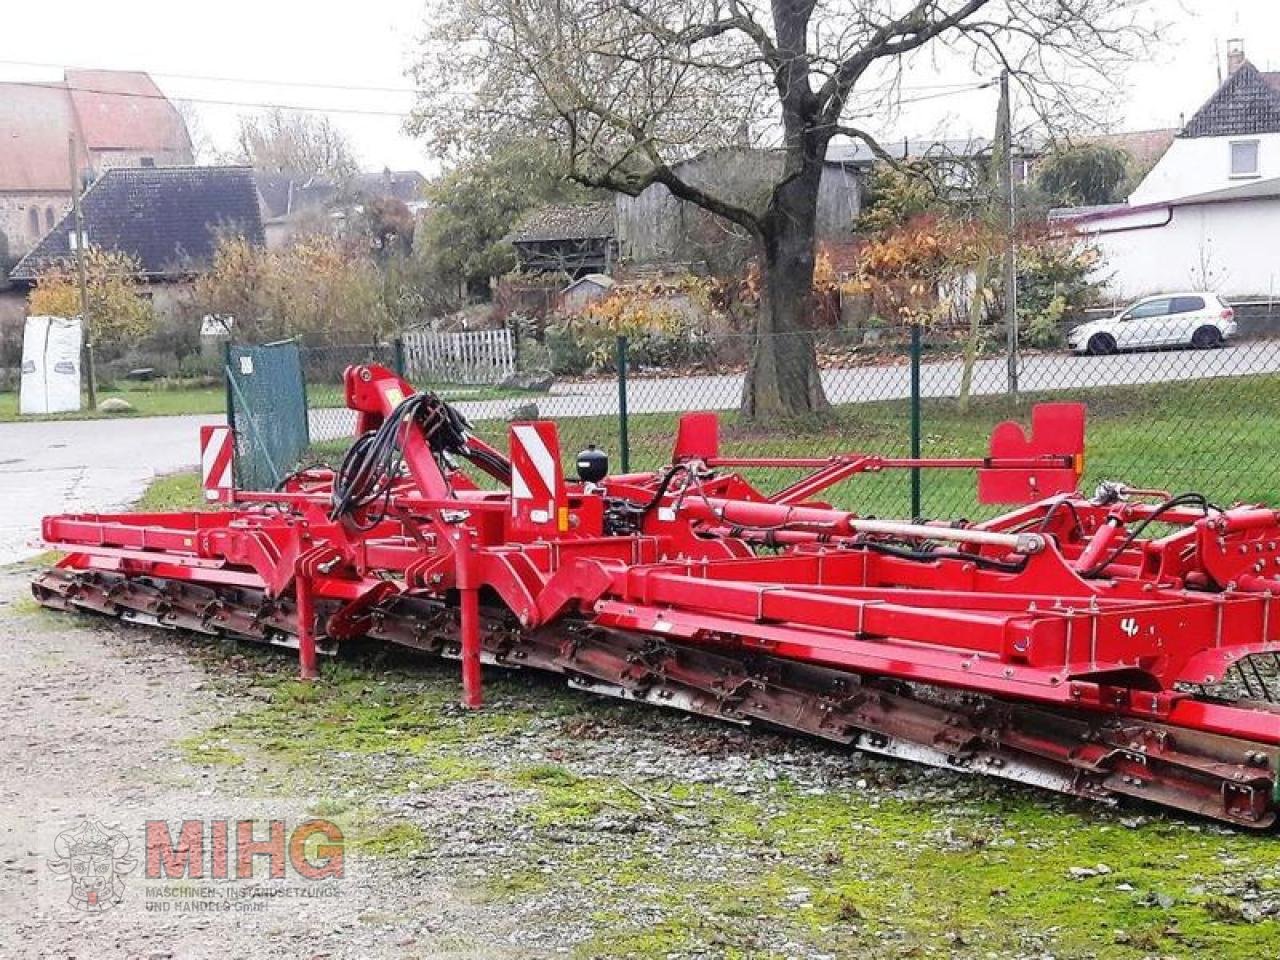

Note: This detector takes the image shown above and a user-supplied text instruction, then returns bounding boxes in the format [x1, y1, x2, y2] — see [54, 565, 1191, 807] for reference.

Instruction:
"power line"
[0, 76, 767, 116]
[0, 59, 423, 97]
[0, 78, 418, 118]
[865, 80, 993, 105]
[0, 70, 993, 123]
[0, 57, 996, 100]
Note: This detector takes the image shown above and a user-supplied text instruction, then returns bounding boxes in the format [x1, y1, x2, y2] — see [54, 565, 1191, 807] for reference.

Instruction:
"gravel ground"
[0, 566, 517, 960]
[2, 561, 1277, 960]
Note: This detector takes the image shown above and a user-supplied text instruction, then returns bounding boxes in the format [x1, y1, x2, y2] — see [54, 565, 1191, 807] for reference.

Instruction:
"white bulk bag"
[19, 315, 83, 415]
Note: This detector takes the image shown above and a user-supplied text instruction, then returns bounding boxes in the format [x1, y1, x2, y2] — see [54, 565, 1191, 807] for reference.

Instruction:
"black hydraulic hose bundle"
[1079, 492, 1219, 578]
[329, 391, 479, 527]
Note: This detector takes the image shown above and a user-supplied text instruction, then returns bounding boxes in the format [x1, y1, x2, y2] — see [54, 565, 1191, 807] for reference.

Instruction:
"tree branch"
[818, 0, 994, 124]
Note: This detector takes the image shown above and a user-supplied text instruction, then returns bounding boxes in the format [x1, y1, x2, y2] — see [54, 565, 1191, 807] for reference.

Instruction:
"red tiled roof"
[0, 81, 90, 192]
[65, 70, 191, 153]
[0, 70, 191, 192]
[1084, 128, 1177, 169]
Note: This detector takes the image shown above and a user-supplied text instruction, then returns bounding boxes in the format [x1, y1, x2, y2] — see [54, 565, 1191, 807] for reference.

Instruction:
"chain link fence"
[235, 322, 1280, 521]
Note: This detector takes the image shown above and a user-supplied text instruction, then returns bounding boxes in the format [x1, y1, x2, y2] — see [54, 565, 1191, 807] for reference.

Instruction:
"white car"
[1067, 293, 1238, 355]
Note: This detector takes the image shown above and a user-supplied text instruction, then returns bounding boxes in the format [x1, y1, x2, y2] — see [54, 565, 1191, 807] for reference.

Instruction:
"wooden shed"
[505, 201, 617, 276]
[615, 148, 865, 268]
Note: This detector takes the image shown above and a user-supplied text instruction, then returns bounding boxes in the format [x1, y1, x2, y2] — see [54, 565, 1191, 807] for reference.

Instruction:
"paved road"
[0, 414, 221, 564]
[444, 339, 1280, 421]
[301, 340, 1280, 435]
[10, 340, 1278, 564]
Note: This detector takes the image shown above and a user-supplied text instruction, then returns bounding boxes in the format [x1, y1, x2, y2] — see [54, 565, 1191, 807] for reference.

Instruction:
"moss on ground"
[168, 646, 1280, 960]
[347, 818, 430, 857]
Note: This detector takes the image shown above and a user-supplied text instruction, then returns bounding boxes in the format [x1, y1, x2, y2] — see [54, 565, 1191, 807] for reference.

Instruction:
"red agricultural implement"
[33, 365, 1280, 828]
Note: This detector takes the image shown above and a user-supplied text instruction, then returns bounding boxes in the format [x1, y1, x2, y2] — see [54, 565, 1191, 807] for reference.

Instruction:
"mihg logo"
[43, 815, 345, 917]
[47, 820, 138, 913]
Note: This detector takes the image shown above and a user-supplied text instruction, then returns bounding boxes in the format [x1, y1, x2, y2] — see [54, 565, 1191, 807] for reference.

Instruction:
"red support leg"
[296, 574, 319, 681]
[460, 586, 483, 709]
[454, 529, 483, 708]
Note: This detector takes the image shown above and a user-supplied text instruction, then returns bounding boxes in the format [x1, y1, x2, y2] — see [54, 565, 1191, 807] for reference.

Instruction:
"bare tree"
[174, 101, 220, 165]
[412, 0, 1150, 417]
[230, 109, 359, 183]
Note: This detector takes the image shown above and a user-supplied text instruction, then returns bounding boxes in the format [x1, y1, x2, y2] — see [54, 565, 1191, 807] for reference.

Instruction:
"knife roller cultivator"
[33, 364, 1280, 828]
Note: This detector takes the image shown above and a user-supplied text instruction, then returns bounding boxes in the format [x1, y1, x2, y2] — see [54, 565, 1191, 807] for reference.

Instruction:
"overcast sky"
[2, 0, 1278, 176]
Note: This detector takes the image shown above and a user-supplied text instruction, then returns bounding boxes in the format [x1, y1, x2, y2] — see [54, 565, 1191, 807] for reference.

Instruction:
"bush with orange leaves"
[549, 275, 726, 373]
[737, 247, 843, 327]
[27, 249, 155, 350]
[192, 234, 391, 344]
[840, 214, 999, 327]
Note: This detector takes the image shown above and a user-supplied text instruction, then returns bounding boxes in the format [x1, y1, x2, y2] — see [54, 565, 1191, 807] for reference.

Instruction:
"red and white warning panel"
[508, 421, 567, 535]
[200, 425, 235, 503]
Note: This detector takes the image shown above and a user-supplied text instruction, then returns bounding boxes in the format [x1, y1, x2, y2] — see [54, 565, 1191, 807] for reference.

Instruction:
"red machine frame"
[34, 364, 1280, 828]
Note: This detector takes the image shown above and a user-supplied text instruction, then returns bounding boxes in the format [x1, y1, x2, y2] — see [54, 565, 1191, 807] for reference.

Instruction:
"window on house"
[45, 207, 55, 230]
[140, 157, 156, 168]
[28, 207, 40, 238]
[1231, 140, 1260, 178]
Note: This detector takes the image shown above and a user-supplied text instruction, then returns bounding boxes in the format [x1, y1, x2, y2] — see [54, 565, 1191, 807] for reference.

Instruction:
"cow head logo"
[48, 820, 137, 913]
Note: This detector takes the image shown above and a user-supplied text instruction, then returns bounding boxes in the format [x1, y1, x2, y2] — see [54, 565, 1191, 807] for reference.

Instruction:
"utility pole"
[998, 69, 1018, 398]
[68, 134, 97, 410]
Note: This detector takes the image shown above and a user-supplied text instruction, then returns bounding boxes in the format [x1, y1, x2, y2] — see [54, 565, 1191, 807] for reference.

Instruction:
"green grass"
[302, 371, 1280, 521]
[135, 471, 204, 511]
[0, 375, 544, 423]
[0, 381, 226, 421]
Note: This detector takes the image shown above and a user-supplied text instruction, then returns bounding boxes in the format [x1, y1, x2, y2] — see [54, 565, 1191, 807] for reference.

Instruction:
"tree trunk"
[742, 167, 830, 419]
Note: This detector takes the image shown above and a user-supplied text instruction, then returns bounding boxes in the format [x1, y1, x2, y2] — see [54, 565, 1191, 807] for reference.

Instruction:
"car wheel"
[1191, 325, 1222, 349]
[1087, 333, 1117, 356]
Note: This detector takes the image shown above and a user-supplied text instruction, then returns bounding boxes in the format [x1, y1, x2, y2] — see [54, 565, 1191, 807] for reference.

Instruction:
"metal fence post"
[298, 344, 312, 447]
[223, 340, 235, 428]
[392, 336, 407, 378]
[616, 335, 630, 473]
[910, 324, 922, 520]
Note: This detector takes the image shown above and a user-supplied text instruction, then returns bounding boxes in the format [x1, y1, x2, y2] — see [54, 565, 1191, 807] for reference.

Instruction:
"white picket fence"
[402, 328, 516, 384]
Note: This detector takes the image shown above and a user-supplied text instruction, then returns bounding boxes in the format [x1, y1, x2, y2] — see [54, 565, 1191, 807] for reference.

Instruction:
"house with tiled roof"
[1060, 41, 1280, 299]
[1130, 44, 1280, 205]
[255, 169, 428, 249]
[0, 70, 192, 260]
[11, 166, 263, 283]
[6, 166, 264, 329]
[1083, 128, 1177, 175]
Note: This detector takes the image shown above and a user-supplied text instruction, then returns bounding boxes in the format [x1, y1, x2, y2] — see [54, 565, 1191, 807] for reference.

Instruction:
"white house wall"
[1130, 133, 1280, 205]
[1079, 197, 1280, 300]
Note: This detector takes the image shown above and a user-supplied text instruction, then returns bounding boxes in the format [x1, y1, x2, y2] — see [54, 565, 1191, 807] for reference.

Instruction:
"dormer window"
[1230, 139, 1260, 178]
